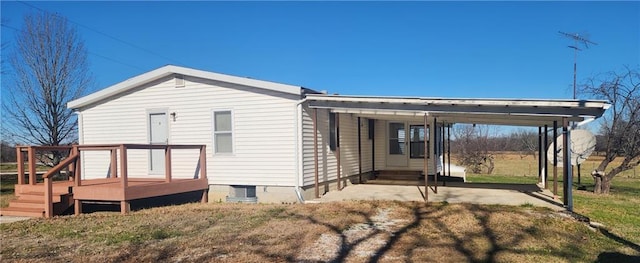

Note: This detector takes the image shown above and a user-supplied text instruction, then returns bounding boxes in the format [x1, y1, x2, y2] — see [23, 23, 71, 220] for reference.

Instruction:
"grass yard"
[464, 153, 640, 247]
[1, 201, 639, 262]
[1, 153, 639, 262]
[0, 174, 18, 208]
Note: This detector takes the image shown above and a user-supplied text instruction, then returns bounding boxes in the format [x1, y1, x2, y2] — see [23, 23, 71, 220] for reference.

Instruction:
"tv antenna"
[558, 31, 597, 99]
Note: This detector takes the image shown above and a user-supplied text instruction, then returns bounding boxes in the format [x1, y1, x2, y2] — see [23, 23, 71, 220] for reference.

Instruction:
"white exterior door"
[386, 122, 408, 167]
[149, 112, 168, 174]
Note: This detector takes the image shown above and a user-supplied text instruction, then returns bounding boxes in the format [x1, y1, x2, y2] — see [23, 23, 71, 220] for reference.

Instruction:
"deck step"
[8, 199, 45, 209]
[17, 192, 65, 202]
[0, 207, 45, 217]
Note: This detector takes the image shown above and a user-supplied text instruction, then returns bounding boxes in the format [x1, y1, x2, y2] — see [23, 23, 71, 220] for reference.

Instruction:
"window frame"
[329, 112, 338, 151]
[212, 110, 234, 155]
[409, 125, 429, 159]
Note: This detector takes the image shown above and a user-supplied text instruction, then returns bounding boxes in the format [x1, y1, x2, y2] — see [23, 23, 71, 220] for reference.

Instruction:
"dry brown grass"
[2, 201, 638, 262]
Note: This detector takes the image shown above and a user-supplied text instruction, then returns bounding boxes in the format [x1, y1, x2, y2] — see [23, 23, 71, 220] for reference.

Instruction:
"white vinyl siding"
[359, 118, 373, 173]
[301, 108, 371, 187]
[78, 75, 299, 186]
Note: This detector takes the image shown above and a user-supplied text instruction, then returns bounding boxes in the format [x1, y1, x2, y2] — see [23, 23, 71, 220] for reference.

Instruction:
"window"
[388, 123, 405, 155]
[213, 111, 232, 153]
[329, 112, 338, 151]
[410, 125, 429, 158]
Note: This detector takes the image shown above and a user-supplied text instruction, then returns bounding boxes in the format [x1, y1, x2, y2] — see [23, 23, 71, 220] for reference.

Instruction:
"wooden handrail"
[42, 151, 79, 218]
[15, 143, 206, 218]
[17, 145, 73, 152]
[42, 152, 79, 179]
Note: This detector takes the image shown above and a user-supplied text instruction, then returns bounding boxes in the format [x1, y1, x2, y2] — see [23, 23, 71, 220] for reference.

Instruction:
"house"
[67, 65, 609, 207]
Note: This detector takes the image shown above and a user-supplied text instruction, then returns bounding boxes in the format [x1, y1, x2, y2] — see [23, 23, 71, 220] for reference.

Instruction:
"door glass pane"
[215, 133, 232, 153]
[409, 125, 429, 158]
[389, 123, 405, 155]
[214, 111, 231, 131]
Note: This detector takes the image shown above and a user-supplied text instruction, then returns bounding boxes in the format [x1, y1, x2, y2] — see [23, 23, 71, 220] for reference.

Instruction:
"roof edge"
[68, 65, 304, 109]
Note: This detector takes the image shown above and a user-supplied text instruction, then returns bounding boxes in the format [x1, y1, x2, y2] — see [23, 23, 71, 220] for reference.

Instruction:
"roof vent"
[175, 75, 185, 88]
[226, 185, 257, 203]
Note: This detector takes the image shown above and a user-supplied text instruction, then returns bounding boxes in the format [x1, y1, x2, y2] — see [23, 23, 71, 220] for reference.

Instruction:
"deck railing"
[15, 144, 207, 218]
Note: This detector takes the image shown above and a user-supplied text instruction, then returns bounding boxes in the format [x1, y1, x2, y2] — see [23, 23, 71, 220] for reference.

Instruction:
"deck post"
[199, 145, 207, 180]
[336, 112, 341, 190]
[17, 147, 25, 185]
[120, 145, 128, 189]
[110, 149, 118, 178]
[424, 113, 429, 202]
[553, 120, 558, 198]
[165, 146, 172, 182]
[433, 117, 438, 193]
[68, 146, 76, 182]
[74, 200, 82, 215]
[28, 147, 36, 185]
[313, 108, 319, 198]
[75, 148, 82, 187]
[120, 201, 130, 214]
[44, 176, 53, 218]
[200, 145, 208, 203]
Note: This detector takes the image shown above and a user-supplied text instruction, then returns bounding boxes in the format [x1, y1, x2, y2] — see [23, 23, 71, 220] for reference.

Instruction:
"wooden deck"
[1, 144, 209, 218]
[73, 177, 208, 201]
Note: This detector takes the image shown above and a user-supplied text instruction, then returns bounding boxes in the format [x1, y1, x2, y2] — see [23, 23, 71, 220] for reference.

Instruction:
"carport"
[305, 95, 610, 211]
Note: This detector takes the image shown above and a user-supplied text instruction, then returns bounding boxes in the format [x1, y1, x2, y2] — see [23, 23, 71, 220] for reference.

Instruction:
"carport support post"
[424, 113, 429, 202]
[538, 127, 543, 184]
[336, 112, 341, 191]
[544, 125, 548, 189]
[562, 118, 573, 211]
[433, 117, 438, 193]
[357, 117, 362, 183]
[447, 124, 451, 177]
[440, 123, 447, 186]
[553, 121, 558, 198]
[313, 108, 319, 198]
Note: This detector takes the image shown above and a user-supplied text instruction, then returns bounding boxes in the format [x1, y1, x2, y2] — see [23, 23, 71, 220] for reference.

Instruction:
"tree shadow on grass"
[595, 252, 640, 263]
[229, 201, 637, 262]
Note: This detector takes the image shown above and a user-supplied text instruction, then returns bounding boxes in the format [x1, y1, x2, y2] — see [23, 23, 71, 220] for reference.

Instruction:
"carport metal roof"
[305, 94, 611, 211]
[305, 94, 610, 126]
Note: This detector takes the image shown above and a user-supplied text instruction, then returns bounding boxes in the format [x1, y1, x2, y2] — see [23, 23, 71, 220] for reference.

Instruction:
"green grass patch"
[463, 153, 640, 246]
[0, 174, 17, 207]
[466, 174, 539, 184]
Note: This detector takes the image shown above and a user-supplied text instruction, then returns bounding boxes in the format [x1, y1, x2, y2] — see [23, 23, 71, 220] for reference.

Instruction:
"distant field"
[453, 152, 639, 180]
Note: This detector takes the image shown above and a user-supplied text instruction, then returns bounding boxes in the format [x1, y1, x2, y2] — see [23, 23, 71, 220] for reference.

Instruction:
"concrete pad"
[0, 216, 32, 224]
[311, 183, 565, 211]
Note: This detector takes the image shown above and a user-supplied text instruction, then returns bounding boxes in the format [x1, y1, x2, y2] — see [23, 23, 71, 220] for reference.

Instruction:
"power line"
[1, 22, 145, 71]
[17, 1, 184, 66]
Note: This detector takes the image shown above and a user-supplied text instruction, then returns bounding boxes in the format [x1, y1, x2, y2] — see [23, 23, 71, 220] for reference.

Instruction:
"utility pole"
[558, 31, 597, 99]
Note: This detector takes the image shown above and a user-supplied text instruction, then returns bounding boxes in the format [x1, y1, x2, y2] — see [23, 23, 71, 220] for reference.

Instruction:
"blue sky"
[2, 1, 639, 100]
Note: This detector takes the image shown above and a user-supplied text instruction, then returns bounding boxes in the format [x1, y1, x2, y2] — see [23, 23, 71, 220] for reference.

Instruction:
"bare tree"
[581, 67, 640, 194]
[453, 124, 495, 174]
[3, 12, 92, 147]
[512, 129, 538, 160]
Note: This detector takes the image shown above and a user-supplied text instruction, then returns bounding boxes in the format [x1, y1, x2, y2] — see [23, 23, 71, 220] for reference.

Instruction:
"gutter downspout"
[294, 98, 308, 203]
